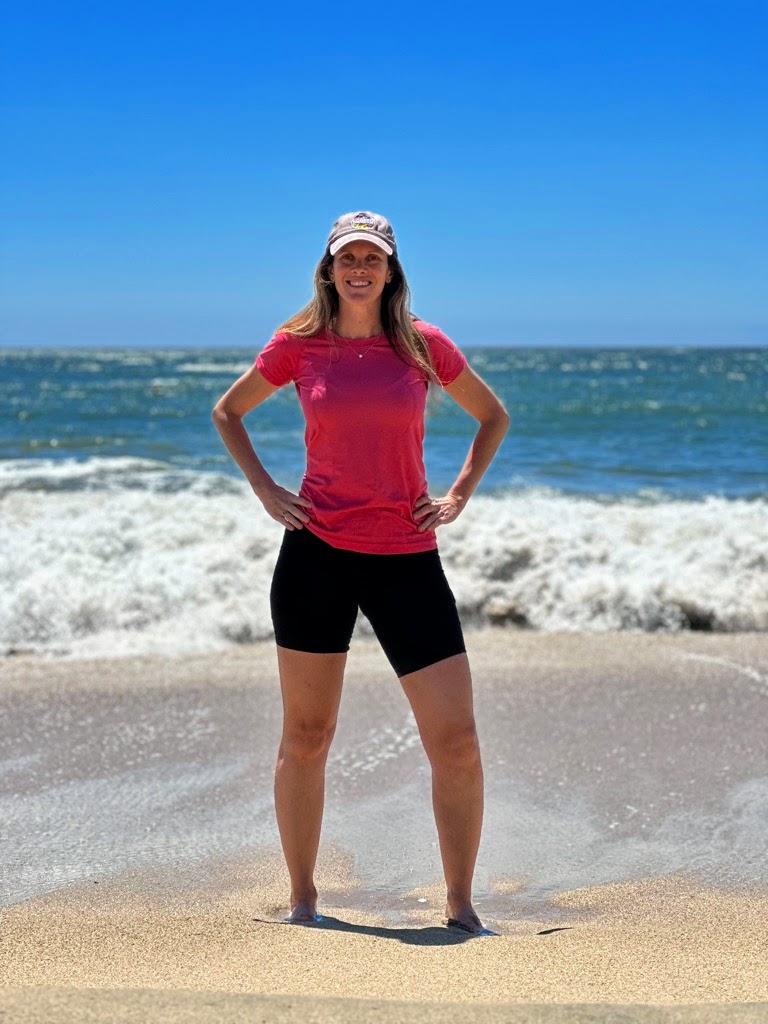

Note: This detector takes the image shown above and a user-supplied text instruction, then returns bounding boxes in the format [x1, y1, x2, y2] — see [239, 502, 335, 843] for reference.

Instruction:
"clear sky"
[1, 1, 766, 348]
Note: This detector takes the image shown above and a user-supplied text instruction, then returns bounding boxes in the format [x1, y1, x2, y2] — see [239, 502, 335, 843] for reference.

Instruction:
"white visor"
[329, 232, 393, 256]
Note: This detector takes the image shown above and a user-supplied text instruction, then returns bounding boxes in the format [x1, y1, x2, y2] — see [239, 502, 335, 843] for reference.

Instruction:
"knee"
[279, 719, 336, 765]
[425, 722, 482, 774]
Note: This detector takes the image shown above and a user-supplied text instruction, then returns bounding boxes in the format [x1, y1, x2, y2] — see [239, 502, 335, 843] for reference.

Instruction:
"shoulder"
[412, 319, 467, 385]
[413, 318, 448, 340]
[413, 319, 460, 351]
[265, 329, 331, 354]
[266, 329, 307, 349]
[256, 330, 310, 386]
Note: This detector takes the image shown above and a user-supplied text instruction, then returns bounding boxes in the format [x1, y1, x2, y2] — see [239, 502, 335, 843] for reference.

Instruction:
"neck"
[332, 304, 383, 339]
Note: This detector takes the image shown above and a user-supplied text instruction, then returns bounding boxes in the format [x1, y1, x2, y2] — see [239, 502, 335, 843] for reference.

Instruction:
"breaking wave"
[1, 458, 766, 658]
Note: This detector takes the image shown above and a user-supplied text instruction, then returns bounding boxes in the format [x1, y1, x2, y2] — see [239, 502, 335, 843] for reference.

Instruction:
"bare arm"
[212, 365, 311, 529]
[414, 364, 509, 532]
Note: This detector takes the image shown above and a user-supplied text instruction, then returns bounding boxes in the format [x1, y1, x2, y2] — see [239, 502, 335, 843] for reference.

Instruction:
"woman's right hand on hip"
[259, 485, 313, 530]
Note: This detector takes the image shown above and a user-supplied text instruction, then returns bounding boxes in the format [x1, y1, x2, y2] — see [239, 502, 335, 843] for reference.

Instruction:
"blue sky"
[1, 1, 766, 348]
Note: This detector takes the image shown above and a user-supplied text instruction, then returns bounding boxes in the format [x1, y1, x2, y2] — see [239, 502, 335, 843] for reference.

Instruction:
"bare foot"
[285, 896, 322, 923]
[445, 903, 496, 936]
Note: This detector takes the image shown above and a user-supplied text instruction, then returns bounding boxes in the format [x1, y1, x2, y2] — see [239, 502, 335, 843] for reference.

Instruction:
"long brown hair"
[278, 247, 439, 384]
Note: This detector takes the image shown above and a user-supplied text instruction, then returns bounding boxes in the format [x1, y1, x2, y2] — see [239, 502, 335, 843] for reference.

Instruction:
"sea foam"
[1, 458, 766, 658]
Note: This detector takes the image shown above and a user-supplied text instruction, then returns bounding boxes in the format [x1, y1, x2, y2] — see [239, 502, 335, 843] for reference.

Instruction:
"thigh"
[398, 652, 477, 759]
[270, 528, 359, 655]
[276, 647, 347, 731]
[356, 549, 466, 678]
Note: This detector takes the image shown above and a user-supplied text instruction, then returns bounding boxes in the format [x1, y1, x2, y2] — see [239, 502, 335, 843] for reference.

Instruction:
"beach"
[3, 631, 767, 1020]
[3, 2, 766, 1011]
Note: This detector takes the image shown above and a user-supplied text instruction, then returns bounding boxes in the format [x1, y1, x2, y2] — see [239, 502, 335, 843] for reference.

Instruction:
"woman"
[213, 211, 509, 935]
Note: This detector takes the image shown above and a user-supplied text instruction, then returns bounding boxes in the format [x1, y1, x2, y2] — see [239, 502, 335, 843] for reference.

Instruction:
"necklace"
[328, 322, 384, 359]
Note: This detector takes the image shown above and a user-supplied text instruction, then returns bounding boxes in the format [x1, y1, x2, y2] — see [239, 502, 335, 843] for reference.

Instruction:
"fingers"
[413, 495, 461, 532]
[276, 511, 305, 531]
[283, 490, 311, 516]
[278, 504, 311, 529]
[415, 504, 444, 532]
[413, 494, 460, 516]
[417, 516, 439, 533]
[287, 504, 311, 524]
[415, 509, 438, 532]
[264, 487, 312, 529]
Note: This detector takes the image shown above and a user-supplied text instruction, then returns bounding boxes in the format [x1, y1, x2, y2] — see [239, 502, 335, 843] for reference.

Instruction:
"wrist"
[250, 475, 276, 501]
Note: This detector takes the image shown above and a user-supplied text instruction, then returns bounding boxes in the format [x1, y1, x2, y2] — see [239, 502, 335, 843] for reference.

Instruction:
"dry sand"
[2, 632, 767, 1021]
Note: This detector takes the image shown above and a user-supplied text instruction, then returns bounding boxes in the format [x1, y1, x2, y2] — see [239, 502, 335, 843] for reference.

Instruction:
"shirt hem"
[305, 523, 439, 555]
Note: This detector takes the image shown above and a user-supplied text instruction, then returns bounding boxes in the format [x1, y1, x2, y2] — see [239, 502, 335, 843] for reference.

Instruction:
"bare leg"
[274, 647, 346, 921]
[399, 652, 486, 933]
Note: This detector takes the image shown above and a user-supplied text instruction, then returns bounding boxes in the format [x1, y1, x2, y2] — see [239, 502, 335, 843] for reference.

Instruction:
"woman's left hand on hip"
[413, 493, 463, 532]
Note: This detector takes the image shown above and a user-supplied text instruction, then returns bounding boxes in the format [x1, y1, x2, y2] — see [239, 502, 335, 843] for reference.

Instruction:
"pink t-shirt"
[255, 320, 467, 554]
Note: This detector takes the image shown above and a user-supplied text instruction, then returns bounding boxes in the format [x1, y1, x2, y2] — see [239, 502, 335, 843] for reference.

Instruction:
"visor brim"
[329, 232, 394, 256]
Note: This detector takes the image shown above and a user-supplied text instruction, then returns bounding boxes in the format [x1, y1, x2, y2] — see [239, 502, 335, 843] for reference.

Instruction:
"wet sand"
[2, 632, 767, 1018]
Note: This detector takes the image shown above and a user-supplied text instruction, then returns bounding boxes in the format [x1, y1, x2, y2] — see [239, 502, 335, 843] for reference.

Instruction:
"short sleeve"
[255, 331, 303, 387]
[418, 322, 467, 386]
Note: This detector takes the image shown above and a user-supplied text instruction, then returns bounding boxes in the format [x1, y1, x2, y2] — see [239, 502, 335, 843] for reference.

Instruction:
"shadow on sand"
[252, 915, 498, 945]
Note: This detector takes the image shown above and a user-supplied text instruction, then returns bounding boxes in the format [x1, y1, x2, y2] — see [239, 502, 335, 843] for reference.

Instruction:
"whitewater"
[2, 345, 765, 657]
[1, 458, 765, 658]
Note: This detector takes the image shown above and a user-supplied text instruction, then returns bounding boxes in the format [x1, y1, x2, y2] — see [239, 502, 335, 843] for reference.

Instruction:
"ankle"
[291, 884, 318, 909]
[446, 887, 472, 907]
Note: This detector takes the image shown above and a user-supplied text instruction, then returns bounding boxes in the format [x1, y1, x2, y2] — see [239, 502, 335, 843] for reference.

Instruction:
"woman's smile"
[332, 240, 389, 306]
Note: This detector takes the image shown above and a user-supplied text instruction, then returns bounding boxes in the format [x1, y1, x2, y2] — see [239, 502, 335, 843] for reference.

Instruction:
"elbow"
[477, 405, 509, 438]
[211, 401, 234, 429]
[491, 403, 510, 436]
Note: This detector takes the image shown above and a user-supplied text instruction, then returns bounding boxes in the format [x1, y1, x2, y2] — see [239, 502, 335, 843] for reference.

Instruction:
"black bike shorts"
[270, 527, 466, 678]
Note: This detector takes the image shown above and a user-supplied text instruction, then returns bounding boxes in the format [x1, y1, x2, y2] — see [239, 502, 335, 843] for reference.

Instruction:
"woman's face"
[330, 240, 391, 310]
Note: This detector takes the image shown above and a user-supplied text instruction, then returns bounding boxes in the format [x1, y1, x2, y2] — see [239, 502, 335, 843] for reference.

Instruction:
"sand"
[2, 632, 767, 1020]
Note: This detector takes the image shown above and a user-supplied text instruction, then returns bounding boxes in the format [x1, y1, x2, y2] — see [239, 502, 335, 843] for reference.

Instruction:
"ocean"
[1, 345, 766, 657]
